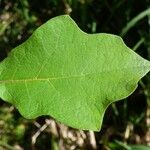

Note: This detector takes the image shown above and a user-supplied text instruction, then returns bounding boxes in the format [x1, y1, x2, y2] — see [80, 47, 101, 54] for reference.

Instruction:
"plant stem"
[121, 7, 150, 37]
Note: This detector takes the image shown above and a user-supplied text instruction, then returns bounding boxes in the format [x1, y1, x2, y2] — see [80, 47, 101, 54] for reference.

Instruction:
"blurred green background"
[0, 0, 150, 150]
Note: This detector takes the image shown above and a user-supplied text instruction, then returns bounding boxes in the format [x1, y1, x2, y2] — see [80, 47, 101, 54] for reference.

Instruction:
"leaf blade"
[0, 15, 150, 131]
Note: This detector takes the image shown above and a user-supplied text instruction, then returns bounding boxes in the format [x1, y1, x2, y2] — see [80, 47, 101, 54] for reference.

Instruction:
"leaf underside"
[0, 15, 150, 131]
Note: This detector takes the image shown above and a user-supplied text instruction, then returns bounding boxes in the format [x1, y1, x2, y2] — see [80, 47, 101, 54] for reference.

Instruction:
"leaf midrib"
[0, 75, 86, 84]
[0, 64, 149, 84]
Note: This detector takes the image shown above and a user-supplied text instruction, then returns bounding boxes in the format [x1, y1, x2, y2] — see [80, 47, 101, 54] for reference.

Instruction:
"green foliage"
[0, 15, 150, 131]
[109, 140, 150, 150]
[130, 145, 150, 150]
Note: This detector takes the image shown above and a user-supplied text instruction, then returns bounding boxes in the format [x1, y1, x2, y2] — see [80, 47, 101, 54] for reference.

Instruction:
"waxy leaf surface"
[0, 15, 150, 131]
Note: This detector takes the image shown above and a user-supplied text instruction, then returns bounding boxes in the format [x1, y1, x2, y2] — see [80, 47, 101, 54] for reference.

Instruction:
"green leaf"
[130, 145, 150, 150]
[108, 141, 150, 150]
[0, 15, 150, 131]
